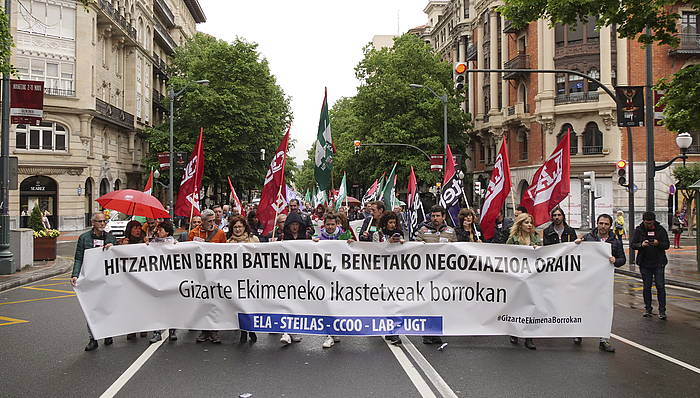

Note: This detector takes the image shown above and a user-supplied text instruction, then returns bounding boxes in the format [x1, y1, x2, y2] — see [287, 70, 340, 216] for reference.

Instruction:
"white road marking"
[401, 337, 459, 398]
[611, 333, 700, 375]
[384, 338, 437, 398]
[99, 330, 169, 398]
[614, 274, 700, 294]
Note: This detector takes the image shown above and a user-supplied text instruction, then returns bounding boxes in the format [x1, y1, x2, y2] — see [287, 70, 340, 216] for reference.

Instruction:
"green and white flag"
[304, 189, 311, 204]
[314, 186, 327, 206]
[335, 173, 347, 211]
[382, 163, 397, 208]
[314, 88, 334, 191]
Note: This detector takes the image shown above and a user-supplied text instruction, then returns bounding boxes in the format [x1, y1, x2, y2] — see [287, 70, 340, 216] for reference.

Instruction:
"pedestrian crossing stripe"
[22, 286, 75, 294]
[0, 315, 29, 326]
[0, 294, 76, 306]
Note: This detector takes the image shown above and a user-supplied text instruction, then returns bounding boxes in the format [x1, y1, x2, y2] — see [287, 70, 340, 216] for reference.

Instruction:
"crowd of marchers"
[71, 199, 670, 354]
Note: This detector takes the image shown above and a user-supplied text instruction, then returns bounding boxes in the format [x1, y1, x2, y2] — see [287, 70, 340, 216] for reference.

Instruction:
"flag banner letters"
[75, 241, 614, 339]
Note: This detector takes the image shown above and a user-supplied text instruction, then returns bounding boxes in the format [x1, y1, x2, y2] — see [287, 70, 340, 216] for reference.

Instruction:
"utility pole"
[0, 0, 14, 275]
[645, 27, 655, 212]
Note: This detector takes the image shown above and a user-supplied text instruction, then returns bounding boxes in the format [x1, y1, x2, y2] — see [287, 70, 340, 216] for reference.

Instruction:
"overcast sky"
[197, 0, 429, 163]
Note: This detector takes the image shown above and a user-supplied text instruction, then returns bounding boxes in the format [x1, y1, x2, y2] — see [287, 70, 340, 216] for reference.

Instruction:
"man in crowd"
[212, 205, 226, 230]
[514, 205, 528, 218]
[71, 212, 118, 351]
[178, 215, 201, 242]
[576, 213, 625, 352]
[288, 199, 314, 236]
[415, 205, 455, 345]
[358, 201, 385, 241]
[631, 211, 670, 319]
[487, 211, 514, 244]
[543, 207, 578, 245]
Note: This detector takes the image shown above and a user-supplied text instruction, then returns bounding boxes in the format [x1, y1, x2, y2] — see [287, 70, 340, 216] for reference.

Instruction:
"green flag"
[382, 163, 397, 208]
[314, 88, 334, 191]
[375, 173, 386, 201]
[335, 173, 347, 211]
[304, 189, 311, 204]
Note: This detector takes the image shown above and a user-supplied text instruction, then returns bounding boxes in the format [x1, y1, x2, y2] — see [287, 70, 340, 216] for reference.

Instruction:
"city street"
[1, 242, 699, 397]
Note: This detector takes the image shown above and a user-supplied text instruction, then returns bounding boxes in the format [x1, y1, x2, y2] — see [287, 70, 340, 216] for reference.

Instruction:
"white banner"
[75, 241, 614, 339]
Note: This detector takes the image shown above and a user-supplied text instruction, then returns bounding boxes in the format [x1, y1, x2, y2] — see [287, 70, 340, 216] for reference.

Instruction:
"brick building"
[419, 0, 699, 227]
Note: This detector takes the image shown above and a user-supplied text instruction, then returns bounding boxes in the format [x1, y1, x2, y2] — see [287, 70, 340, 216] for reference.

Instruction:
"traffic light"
[454, 62, 467, 91]
[353, 140, 361, 154]
[616, 160, 627, 186]
[582, 171, 596, 192]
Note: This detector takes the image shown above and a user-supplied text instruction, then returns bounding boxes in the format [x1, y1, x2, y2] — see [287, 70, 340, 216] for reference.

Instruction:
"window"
[588, 68, 600, 91]
[15, 122, 68, 152]
[15, 57, 75, 95]
[518, 129, 528, 160]
[681, 11, 697, 35]
[17, 0, 76, 39]
[569, 74, 584, 94]
[582, 122, 603, 154]
[586, 17, 599, 42]
[558, 124, 578, 155]
[556, 74, 566, 95]
[688, 130, 700, 154]
[555, 23, 565, 47]
[567, 23, 583, 45]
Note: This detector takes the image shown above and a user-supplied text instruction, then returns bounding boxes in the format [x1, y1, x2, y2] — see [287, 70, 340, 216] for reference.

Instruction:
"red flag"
[443, 144, 456, 185]
[520, 130, 571, 226]
[143, 169, 153, 195]
[227, 176, 245, 217]
[258, 128, 290, 235]
[407, 166, 426, 238]
[480, 138, 512, 241]
[174, 128, 205, 217]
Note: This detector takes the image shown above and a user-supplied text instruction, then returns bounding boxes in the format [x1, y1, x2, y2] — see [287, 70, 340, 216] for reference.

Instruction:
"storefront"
[19, 175, 58, 229]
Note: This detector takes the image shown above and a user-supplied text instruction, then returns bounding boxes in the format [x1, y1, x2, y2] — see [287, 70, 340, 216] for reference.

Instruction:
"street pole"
[645, 27, 655, 212]
[168, 88, 174, 218]
[442, 94, 448, 172]
[627, 126, 636, 263]
[0, 0, 14, 275]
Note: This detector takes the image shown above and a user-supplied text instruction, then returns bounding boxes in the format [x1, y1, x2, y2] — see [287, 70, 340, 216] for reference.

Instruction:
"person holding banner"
[455, 208, 483, 243]
[506, 213, 542, 350]
[188, 209, 227, 243]
[575, 213, 626, 352]
[373, 211, 405, 244]
[148, 220, 178, 343]
[226, 215, 259, 344]
[119, 220, 149, 341]
[71, 212, 118, 351]
[280, 212, 312, 345]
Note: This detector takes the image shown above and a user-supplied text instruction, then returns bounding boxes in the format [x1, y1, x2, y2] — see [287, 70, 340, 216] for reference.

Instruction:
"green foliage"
[656, 65, 700, 133]
[145, 33, 291, 197]
[29, 205, 44, 232]
[499, 0, 694, 46]
[672, 164, 700, 190]
[297, 34, 471, 192]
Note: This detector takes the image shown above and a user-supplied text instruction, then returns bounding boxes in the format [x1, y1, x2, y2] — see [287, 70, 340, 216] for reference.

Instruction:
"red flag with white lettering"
[227, 176, 245, 217]
[480, 138, 512, 241]
[258, 128, 290, 235]
[174, 128, 205, 217]
[520, 131, 571, 226]
[143, 169, 153, 195]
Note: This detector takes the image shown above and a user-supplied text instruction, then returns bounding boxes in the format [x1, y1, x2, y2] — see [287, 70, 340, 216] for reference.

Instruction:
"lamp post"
[409, 84, 448, 171]
[650, 132, 692, 174]
[0, 0, 13, 274]
[168, 79, 209, 218]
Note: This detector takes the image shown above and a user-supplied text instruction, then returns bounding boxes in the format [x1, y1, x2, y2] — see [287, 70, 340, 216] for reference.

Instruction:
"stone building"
[419, 0, 699, 227]
[8, 0, 205, 230]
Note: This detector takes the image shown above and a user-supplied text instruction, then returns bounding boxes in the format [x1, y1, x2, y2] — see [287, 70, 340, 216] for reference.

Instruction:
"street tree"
[146, 33, 291, 200]
[672, 163, 700, 229]
[500, 0, 700, 134]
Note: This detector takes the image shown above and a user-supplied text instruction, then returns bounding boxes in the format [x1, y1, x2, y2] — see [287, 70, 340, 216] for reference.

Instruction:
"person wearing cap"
[630, 211, 670, 319]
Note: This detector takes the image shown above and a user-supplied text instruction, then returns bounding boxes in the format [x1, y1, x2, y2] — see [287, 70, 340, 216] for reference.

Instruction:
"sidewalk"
[617, 236, 700, 290]
[57, 228, 90, 242]
[0, 256, 73, 292]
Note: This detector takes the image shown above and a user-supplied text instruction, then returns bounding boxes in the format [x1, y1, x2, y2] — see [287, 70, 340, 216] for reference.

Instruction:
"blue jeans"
[640, 266, 666, 313]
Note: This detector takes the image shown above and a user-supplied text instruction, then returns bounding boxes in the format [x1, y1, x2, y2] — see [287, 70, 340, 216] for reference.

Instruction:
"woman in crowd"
[119, 220, 149, 340]
[280, 212, 311, 345]
[226, 215, 259, 344]
[337, 211, 357, 241]
[148, 220, 178, 343]
[455, 208, 483, 242]
[374, 211, 404, 243]
[506, 213, 541, 350]
[311, 204, 327, 225]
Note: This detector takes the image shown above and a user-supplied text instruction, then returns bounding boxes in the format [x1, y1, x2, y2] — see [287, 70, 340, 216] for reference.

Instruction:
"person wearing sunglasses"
[71, 212, 118, 352]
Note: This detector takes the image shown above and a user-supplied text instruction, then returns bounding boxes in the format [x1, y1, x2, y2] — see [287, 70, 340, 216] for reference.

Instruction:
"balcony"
[97, 0, 136, 41]
[152, 52, 169, 79]
[466, 45, 477, 61]
[582, 145, 603, 155]
[95, 98, 134, 130]
[505, 103, 530, 120]
[503, 19, 520, 34]
[154, 19, 177, 54]
[152, 89, 166, 111]
[503, 53, 529, 80]
[669, 33, 700, 55]
[154, 0, 175, 28]
[44, 87, 75, 97]
[555, 91, 599, 105]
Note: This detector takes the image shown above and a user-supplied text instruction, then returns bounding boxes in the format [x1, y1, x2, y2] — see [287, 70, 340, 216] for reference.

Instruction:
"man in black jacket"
[288, 199, 314, 236]
[577, 213, 626, 352]
[358, 201, 385, 241]
[487, 211, 513, 244]
[543, 207, 578, 245]
[630, 211, 670, 319]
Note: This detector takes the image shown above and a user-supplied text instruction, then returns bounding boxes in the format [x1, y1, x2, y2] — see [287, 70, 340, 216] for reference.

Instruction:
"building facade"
[9, 0, 205, 230]
[420, 0, 700, 227]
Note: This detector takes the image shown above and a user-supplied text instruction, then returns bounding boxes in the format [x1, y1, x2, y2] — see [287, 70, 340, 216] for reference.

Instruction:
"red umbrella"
[343, 196, 361, 206]
[97, 189, 170, 219]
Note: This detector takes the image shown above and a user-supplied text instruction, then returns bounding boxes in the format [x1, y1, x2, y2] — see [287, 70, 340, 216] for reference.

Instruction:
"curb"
[615, 268, 700, 291]
[0, 257, 73, 293]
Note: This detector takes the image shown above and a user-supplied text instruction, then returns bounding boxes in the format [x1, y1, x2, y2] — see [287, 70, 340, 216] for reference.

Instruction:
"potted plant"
[30, 205, 60, 261]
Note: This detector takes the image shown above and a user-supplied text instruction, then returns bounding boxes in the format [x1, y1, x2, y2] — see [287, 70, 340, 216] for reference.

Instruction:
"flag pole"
[270, 183, 284, 239]
[502, 136, 516, 216]
[188, 184, 198, 235]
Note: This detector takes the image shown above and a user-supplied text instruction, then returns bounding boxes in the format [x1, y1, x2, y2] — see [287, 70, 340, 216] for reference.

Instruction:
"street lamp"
[651, 132, 693, 174]
[168, 79, 210, 217]
[409, 83, 448, 171]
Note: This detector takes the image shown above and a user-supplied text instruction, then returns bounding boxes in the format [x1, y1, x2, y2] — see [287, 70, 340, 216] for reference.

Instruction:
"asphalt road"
[1, 241, 699, 397]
